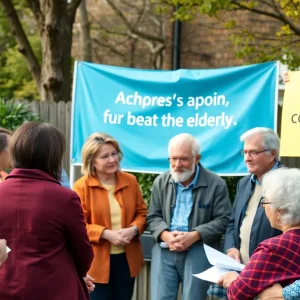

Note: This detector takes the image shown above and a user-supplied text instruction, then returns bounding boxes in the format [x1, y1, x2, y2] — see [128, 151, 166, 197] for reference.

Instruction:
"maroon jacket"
[0, 169, 93, 300]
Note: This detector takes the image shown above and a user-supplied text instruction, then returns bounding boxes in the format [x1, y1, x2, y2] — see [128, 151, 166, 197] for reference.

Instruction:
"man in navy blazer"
[224, 127, 282, 264]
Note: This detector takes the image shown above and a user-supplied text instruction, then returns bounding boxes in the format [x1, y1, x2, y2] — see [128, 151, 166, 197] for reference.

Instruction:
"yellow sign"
[280, 71, 300, 156]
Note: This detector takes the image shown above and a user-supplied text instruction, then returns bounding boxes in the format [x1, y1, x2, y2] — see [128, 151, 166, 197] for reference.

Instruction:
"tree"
[159, 0, 300, 69]
[83, 0, 167, 69]
[79, 0, 92, 62]
[0, 0, 82, 101]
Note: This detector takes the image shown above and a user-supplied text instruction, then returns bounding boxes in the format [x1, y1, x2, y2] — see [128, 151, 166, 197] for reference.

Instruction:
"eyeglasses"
[168, 156, 195, 164]
[260, 196, 272, 206]
[97, 151, 119, 161]
[240, 149, 271, 157]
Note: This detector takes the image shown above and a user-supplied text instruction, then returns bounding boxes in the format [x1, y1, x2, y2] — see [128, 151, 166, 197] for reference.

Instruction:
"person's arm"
[227, 241, 295, 300]
[116, 176, 147, 241]
[283, 72, 290, 83]
[224, 180, 242, 261]
[193, 181, 231, 244]
[257, 283, 284, 300]
[0, 239, 7, 267]
[64, 193, 94, 277]
[258, 280, 300, 300]
[73, 181, 107, 243]
[146, 177, 170, 242]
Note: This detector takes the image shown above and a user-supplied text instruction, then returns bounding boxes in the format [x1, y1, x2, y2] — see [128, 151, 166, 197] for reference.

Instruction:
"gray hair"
[240, 127, 280, 160]
[168, 133, 200, 155]
[262, 168, 300, 226]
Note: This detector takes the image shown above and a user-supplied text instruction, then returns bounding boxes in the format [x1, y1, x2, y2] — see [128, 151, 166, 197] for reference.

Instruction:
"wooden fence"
[23, 99, 299, 300]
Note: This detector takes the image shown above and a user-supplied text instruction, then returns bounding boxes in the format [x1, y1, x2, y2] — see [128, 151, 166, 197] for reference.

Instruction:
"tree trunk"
[0, 0, 41, 92]
[39, 1, 73, 101]
[79, 0, 92, 62]
[1, 0, 82, 101]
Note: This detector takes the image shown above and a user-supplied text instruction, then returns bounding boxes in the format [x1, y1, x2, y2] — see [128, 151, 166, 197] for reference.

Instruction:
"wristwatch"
[132, 225, 139, 236]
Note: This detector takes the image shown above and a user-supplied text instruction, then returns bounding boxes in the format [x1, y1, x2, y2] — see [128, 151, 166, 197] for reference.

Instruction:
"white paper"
[6, 246, 11, 253]
[193, 244, 245, 283]
[203, 244, 245, 272]
[193, 266, 229, 283]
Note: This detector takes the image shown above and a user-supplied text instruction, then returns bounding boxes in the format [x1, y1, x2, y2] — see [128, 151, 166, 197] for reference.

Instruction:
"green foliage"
[0, 99, 39, 130]
[0, 3, 40, 100]
[0, 37, 40, 100]
[131, 172, 159, 207]
[222, 176, 242, 202]
[158, 0, 300, 69]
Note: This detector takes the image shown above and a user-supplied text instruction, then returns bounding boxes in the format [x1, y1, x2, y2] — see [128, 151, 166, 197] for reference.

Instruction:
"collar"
[6, 168, 60, 184]
[250, 160, 280, 185]
[86, 170, 130, 192]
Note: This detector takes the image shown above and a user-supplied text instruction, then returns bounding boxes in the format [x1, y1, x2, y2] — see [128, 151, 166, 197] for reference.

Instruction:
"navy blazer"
[224, 172, 281, 257]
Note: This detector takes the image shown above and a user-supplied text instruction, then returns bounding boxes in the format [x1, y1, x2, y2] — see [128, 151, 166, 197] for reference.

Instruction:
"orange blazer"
[73, 171, 147, 283]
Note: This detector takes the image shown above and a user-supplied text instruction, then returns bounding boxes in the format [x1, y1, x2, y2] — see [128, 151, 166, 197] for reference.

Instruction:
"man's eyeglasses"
[260, 196, 272, 206]
[168, 156, 195, 164]
[240, 149, 271, 157]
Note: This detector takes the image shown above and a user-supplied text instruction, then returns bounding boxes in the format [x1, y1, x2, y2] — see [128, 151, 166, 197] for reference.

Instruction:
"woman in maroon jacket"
[0, 122, 93, 300]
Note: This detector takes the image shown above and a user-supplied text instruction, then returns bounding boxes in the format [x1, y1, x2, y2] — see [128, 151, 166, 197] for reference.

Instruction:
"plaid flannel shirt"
[227, 229, 300, 300]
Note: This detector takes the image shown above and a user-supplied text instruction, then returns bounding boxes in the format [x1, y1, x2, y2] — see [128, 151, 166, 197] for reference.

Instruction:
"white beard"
[170, 164, 195, 184]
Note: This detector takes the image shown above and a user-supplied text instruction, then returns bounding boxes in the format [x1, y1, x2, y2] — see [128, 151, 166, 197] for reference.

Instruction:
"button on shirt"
[170, 165, 200, 232]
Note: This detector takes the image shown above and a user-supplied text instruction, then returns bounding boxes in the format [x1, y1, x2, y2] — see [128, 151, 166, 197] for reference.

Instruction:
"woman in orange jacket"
[73, 132, 147, 300]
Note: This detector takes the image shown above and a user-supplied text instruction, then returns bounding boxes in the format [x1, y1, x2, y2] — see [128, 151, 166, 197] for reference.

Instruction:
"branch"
[0, 0, 41, 91]
[27, 0, 43, 28]
[67, 0, 82, 24]
[231, 0, 300, 35]
[106, 0, 165, 43]
[92, 37, 128, 58]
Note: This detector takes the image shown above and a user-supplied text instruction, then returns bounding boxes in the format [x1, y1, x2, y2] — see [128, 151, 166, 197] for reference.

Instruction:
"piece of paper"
[6, 246, 11, 253]
[193, 266, 229, 283]
[204, 244, 245, 272]
[192, 244, 245, 283]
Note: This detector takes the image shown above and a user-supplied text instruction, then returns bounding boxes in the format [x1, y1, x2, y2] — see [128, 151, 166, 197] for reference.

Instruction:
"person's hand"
[101, 229, 130, 246]
[169, 231, 200, 251]
[283, 71, 290, 83]
[116, 227, 136, 242]
[257, 283, 284, 300]
[227, 248, 241, 263]
[217, 271, 239, 289]
[83, 274, 95, 293]
[0, 239, 8, 266]
[160, 231, 185, 251]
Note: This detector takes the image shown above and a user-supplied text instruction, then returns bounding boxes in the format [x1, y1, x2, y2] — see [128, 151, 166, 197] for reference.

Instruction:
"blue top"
[170, 165, 200, 232]
[60, 168, 70, 189]
[283, 280, 300, 300]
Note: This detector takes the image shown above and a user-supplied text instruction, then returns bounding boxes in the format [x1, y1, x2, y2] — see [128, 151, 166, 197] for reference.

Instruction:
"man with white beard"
[147, 133, 231, 300]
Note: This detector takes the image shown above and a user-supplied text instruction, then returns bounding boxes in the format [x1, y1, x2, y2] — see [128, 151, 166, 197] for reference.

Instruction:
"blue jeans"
[151, 242, 211, 300]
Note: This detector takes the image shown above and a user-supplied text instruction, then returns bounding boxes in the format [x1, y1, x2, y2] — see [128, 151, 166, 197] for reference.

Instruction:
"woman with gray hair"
[217, 168, 300, 300]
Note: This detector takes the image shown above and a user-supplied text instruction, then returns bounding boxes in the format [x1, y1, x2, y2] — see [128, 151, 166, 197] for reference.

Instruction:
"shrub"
[0, 99, 39, 130]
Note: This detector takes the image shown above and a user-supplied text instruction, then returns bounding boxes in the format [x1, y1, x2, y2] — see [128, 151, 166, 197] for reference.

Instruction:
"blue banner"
[71, 61, 277, 175]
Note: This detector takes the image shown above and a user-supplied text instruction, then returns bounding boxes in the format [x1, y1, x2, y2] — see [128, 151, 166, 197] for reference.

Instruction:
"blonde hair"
[81, 132, 123, 176]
